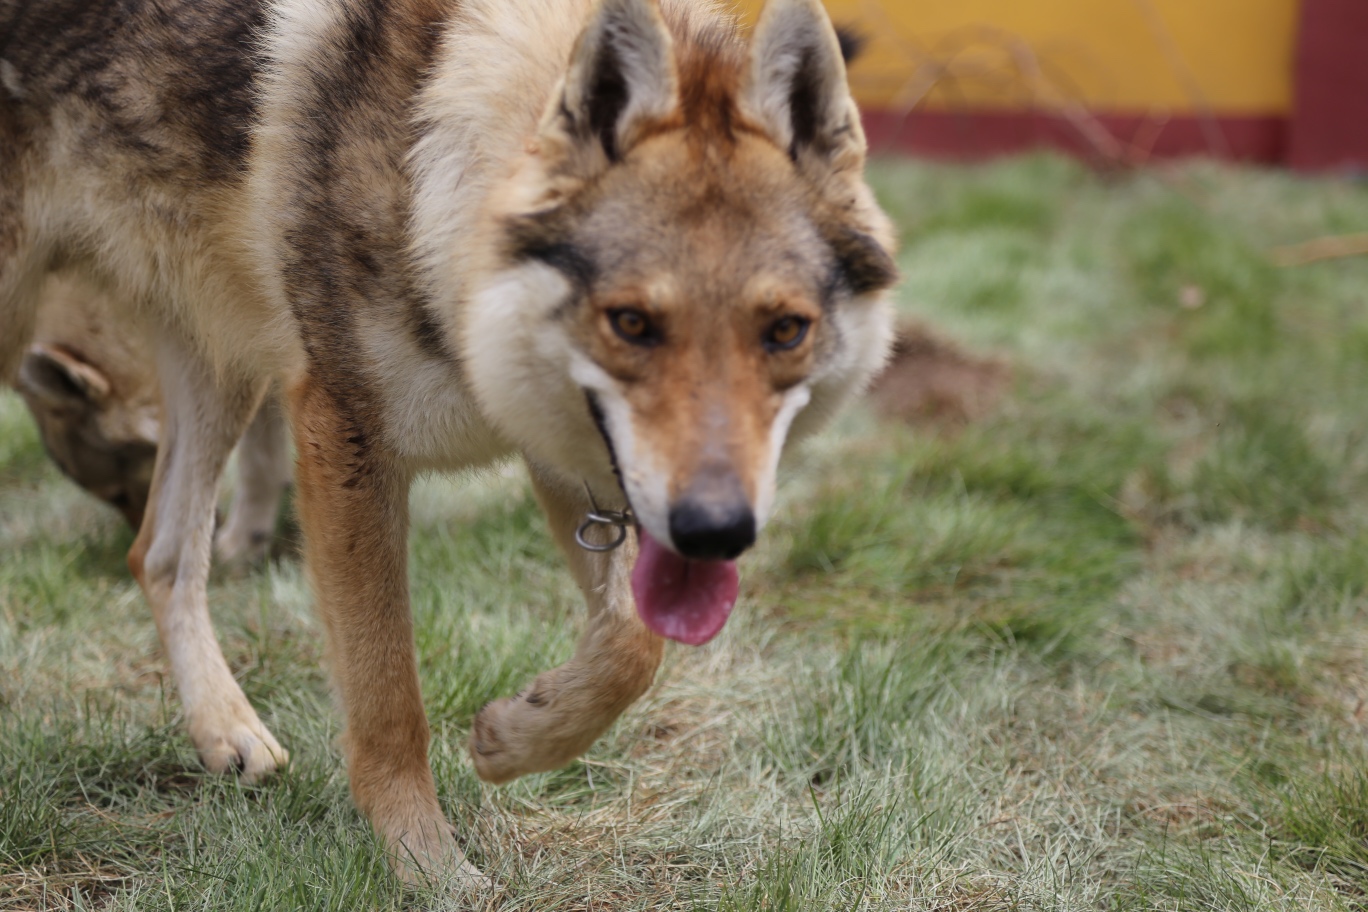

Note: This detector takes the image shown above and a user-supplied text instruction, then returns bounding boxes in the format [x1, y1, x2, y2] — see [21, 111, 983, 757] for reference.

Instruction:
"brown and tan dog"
[1, 0, 897, 884]
[15, 275, 291, 562]
[16, 275, 161, 526]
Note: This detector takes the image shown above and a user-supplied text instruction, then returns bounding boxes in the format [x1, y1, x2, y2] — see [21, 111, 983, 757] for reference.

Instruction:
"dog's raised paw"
[469, 696, 519, 784]
[469, 687, 594, 785]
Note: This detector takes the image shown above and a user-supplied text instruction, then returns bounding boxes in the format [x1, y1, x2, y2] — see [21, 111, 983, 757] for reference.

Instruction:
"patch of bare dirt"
[868, 323, 1010, 426]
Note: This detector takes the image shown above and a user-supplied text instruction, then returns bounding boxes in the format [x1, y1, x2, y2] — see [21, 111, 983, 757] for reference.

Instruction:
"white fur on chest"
[357, 316, 510, 472]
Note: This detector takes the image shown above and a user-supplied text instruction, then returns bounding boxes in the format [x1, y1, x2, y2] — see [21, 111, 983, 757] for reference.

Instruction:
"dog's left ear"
[18, 344, 112, 411]
[557, 0, 677, 165]
[741, 0, 864, 167]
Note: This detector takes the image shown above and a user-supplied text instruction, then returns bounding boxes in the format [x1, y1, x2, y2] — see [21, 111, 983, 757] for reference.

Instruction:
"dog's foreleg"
[215, 390, 291, 566]
[289, 379, 479, 887]
[469, 467, 664, 784]
[127, 342, 286, 781]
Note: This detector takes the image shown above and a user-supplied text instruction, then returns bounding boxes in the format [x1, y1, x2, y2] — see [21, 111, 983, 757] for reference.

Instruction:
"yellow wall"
[732, 0, 1299, 114]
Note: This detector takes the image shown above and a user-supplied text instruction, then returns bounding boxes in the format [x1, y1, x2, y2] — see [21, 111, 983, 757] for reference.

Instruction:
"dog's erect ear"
[18, 344, 111, 410]
[741, 0, 863, 165]
[558, 0, 677, 163]
[834, 26, 865, 65]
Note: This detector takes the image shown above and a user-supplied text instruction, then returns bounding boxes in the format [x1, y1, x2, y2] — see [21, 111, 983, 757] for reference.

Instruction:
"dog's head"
[463, 0, 897, 641]
[17, 343, 160, 528]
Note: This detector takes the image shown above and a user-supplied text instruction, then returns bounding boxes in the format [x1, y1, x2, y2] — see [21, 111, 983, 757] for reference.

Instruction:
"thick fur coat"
[0, 0, 897, 884]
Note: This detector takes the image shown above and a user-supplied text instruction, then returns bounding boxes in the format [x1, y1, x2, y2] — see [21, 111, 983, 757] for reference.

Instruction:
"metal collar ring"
[575, 508, 634, 552]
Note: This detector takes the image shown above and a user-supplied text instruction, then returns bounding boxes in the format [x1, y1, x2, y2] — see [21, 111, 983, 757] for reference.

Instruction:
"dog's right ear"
[834, 26, 865, 64]
[18, 344, 111, 411]
[551, 0, 677, 168]
[740, 0, 863, 169]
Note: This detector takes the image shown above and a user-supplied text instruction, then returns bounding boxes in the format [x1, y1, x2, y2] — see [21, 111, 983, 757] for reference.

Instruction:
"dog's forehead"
[579, 147, 832, 296]
[637, 135, 806, 210]
[586, 217, 830, 307]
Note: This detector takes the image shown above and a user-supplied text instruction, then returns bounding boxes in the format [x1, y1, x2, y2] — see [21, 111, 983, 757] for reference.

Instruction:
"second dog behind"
[13, 274, 290, 564]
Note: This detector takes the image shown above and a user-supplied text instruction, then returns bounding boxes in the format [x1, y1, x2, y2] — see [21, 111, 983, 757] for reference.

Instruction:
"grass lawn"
[5, 155, 1368, 910]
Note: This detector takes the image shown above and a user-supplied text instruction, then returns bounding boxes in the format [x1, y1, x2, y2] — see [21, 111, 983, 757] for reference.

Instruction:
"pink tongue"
[631, 527, 739, 646]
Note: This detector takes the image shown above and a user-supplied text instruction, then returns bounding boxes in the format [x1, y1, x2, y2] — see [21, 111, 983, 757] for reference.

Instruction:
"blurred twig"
[1269, 233, 1368, 267]
[1129, 0, 1230, 159]
[851, 0, 1239, 171]
[850, 8, 1147, 169]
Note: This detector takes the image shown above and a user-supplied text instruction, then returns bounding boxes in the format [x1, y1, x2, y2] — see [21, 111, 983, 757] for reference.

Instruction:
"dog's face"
[464, 0, 896, 565]
[17, 344, 160, 528]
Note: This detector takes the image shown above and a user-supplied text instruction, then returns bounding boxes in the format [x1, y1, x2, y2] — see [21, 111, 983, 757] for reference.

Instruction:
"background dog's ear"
[741, 0, 863, 166]
[18, 344, 111, 410]
[557, 0, 677, 164]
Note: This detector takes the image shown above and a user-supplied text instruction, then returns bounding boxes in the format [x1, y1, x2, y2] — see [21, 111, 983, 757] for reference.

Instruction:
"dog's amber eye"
[609, 309, 657, 345]
[765, 316, 810, 351]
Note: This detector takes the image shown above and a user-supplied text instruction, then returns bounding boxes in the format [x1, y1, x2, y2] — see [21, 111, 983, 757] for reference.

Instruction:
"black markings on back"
[2, 0, 267, 182]
[274, 0, 457, 422]
[163, 2, 266, 176]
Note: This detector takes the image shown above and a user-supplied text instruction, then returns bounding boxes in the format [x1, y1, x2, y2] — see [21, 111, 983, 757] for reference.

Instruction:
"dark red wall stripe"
[862, 110, 1287, 166]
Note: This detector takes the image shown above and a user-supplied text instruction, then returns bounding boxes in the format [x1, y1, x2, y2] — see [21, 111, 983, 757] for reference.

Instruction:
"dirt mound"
[868, 323, 1010, 425]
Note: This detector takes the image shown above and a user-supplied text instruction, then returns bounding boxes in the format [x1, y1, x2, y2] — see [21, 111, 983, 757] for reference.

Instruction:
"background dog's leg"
[0, 228, 45, 385]
[289, 379, 479, 887]
[0, 110, 42, 381]
[470, 468, 664, 784]
[216, 390, 291, 566]
[127, 341, 286, 781]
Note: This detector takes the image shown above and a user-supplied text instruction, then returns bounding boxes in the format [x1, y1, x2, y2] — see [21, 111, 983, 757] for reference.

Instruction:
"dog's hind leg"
[469, 469, 665, 784]
[215, 390, 291, 567]
[289, 377, 480, 887]
[128, 339, 286, 781]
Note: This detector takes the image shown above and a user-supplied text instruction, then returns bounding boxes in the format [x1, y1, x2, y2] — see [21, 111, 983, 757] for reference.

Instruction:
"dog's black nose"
[668, 500, 756, 561]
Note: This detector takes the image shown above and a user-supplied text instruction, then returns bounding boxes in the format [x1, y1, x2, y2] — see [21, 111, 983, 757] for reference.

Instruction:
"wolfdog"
[14, 276, 163, 526]
[15, 277, 292, 557]
[0, 0, 897, 882]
